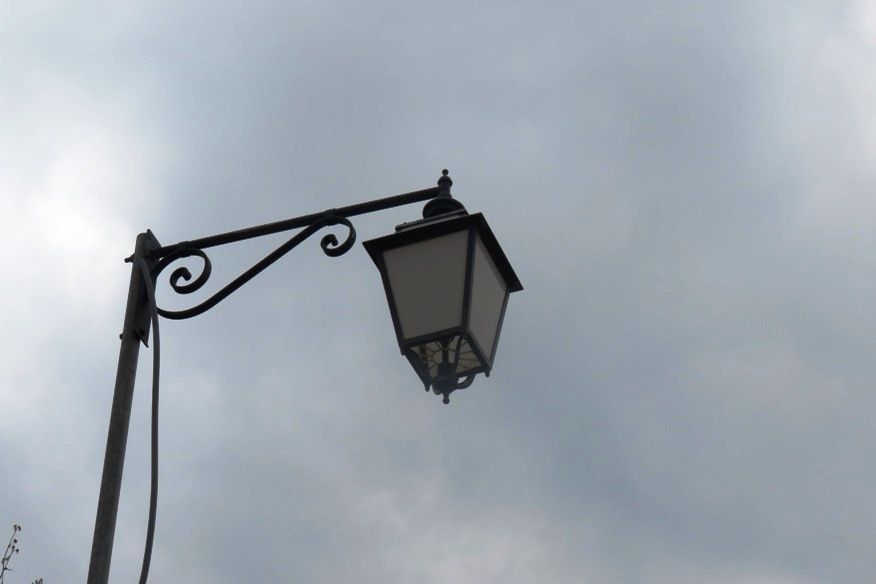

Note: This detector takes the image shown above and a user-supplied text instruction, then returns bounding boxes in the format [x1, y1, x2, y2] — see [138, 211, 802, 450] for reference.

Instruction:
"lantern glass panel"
[382, 230, 468, 341]
[469, 234, 509, 363]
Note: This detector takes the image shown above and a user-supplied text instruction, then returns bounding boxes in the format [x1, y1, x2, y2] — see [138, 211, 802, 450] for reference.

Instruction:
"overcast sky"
[2, 1, 876, 582]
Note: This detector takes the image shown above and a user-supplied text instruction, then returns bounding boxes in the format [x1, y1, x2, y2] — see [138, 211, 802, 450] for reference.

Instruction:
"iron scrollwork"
[147, 213, 356, 320]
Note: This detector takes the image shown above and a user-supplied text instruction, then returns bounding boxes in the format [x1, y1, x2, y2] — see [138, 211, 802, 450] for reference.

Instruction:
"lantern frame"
[364, 210, 522, 400]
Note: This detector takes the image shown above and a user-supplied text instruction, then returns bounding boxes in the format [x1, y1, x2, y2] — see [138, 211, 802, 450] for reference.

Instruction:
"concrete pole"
[87, 231, 160, 584]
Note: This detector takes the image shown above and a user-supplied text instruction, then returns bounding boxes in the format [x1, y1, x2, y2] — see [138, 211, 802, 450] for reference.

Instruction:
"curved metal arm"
[146, 213, 356, 320]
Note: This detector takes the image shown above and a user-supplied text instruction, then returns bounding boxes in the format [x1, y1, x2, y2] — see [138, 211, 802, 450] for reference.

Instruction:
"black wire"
[136, 258, 160, 584]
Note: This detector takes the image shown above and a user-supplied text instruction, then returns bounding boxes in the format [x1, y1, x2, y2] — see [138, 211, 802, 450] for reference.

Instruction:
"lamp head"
[363, 171, 522, 403]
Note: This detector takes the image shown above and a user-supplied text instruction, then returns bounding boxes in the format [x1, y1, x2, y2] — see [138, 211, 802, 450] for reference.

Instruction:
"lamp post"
[86, 170, 521, 584]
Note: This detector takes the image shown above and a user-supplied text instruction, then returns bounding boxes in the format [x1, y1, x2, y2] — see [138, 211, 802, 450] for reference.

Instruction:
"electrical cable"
[135, 258, 160, 584]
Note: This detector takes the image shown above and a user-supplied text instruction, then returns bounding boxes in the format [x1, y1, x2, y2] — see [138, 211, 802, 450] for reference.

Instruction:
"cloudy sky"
[2, 1, 876, 582]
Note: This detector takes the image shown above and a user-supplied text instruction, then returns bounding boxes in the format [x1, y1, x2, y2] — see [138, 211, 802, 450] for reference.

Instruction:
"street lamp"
[87, 170, 521, 584]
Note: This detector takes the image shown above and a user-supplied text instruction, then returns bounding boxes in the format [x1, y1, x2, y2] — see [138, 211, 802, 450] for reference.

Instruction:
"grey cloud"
[2, 1, 875, 583]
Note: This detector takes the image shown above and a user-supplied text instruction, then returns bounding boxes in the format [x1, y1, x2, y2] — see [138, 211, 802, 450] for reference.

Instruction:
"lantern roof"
[364, 211, 523, 294]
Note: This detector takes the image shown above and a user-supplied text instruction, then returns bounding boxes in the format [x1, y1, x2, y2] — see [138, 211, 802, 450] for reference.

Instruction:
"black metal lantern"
[364, 173, 522, 403]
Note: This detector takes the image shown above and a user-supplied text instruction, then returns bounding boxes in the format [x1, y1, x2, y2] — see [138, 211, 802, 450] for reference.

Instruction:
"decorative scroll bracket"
[138, 212, 356, 321]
